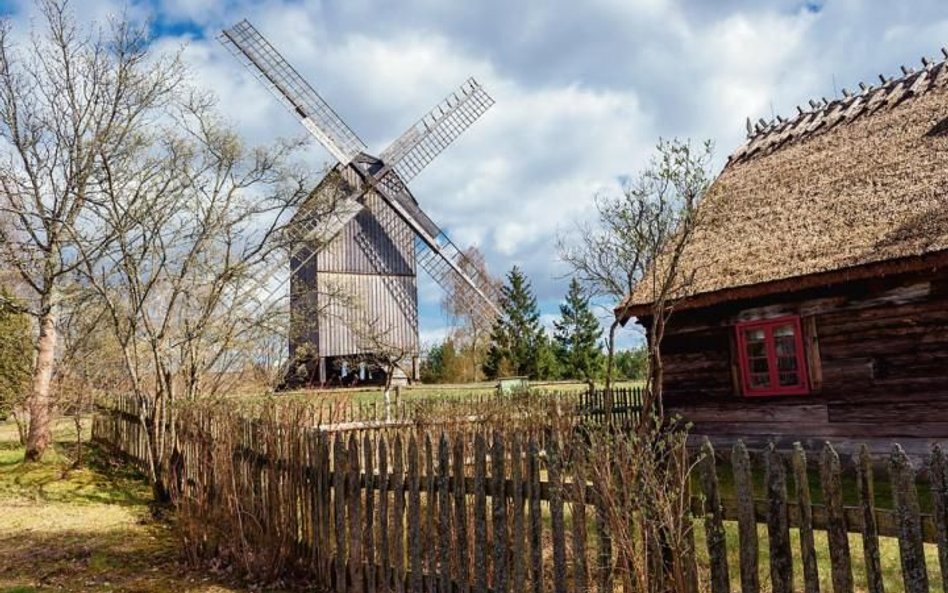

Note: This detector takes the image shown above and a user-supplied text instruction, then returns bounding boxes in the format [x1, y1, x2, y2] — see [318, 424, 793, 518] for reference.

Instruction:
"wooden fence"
[93, 396, 948, 593]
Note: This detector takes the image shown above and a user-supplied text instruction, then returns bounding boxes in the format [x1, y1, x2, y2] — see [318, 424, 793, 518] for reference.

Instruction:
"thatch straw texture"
[620, 58, 948, 317]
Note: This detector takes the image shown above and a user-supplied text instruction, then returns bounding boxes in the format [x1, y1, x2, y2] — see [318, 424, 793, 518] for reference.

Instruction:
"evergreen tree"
[553, 278, 603, 383]
[0, 289, 31, 420]
[483, 267, 547, 379]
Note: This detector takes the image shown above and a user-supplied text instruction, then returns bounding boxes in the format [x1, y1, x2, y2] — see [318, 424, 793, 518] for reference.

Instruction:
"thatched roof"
[618, 50, 948, 321]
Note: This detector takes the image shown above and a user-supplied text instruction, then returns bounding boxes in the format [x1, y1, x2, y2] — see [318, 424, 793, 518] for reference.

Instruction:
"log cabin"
[616, 53, 948, 454]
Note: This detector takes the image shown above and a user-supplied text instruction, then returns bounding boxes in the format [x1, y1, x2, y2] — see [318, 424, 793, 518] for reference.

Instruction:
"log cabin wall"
[647, 267, 948, 453]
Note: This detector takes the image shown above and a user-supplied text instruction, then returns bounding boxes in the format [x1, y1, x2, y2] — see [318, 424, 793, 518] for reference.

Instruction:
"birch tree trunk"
[25, 302, 57, 461]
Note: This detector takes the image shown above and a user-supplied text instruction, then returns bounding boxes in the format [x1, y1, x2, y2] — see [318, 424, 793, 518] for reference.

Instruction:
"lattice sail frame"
[219, 19, 501, 330]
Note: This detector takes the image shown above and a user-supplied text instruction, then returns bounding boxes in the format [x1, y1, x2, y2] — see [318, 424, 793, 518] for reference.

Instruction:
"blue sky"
[3, 0, 948, 349]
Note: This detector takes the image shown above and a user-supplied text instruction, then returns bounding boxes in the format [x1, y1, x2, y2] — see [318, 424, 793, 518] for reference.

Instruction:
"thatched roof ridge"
[618, 47, 948, 321]
[729, 47, 948, 166]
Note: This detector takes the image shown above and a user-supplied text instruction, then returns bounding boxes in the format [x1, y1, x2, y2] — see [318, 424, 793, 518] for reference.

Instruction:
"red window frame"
[735, 316, 809, 397]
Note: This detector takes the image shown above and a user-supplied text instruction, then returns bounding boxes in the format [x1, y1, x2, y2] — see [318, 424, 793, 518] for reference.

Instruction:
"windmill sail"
[380, 78, 495, 184]
[220, 20, 367, 165]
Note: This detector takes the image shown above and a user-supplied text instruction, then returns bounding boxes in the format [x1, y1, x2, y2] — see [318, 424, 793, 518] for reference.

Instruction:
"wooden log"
[731, 440, 760, 593]
[393, 435, 406, 593]
[889, 444, 929, 593]
[856, 444, 884, 593]
[820, 443, 853, 593]
[491, 432, 508, 593]
[791, 443, 820, 593]
[453, 438, 470, 593]
[364, 434, 377, 593]
[527, 436, 544, 593]
[765, 443, 792, 593]
[931, 444, 948, 593]
[699, 438, 730, 593]
[548, 435, 567, 593]
[408, 436, 423, 593]
[510, 434, 526, 593]
[438, 434, 452, 593]
[473, 433, 489, 593]
[379, 437, 391, 593]
[334, 434, 348, 593]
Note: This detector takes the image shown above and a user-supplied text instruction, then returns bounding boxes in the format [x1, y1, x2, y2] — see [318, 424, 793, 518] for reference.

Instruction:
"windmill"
[220, 20, 501, 386]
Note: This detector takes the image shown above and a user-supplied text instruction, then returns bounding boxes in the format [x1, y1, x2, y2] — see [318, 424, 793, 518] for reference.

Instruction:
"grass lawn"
[0, 419, 284, 593]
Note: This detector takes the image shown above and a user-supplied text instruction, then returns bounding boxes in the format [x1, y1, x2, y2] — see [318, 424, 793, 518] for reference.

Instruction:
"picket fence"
[93, 396, 948, 593]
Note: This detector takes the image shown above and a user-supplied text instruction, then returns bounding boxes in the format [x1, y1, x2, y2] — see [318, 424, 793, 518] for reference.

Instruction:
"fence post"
[393, 435, 406, 593]
[424, 435, 436, 593]
[548, 434, 567, 593]
[820, 443, 853, 593]
[890, 444, 929, 593]
[527, 436, 544, 593]
[379, 436, 391, 593]
[453, 438, 470, 593]
[765, 444, 792, 593]
[731, 440, 760, 593]
[408, 436, 423, 593]
[438, 434, 452, 593]
[348, 435, 363, 593]
[492, 432, 509, 593]
[856, 444, 884, 593]
[791, 443, 819, 593]
[510, 434, 527, 593]
[473, 433, 489, 593]
[699, 438, 730, 593]
[931, 445, 948, 593]
[334, 433, 349, 593]
[364, 434, 377, 593]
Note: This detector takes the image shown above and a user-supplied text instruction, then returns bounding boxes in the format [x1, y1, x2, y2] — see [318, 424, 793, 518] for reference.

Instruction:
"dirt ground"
[0, 420, 279, 593]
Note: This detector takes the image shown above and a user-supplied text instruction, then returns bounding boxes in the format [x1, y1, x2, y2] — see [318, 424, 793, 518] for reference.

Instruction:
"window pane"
[751, 373, 770, 388]
[779, 372, 801, 387]
[745, 328, 766, 341]
[773, 324, 795, 338]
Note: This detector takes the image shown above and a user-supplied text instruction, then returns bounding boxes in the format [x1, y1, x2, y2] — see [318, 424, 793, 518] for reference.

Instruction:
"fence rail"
[93, 393, 948, 593]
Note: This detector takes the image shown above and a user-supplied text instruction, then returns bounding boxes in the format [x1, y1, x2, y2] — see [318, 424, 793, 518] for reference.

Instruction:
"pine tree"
[553, 278, 603, 384]
[483, 267, 548, 379]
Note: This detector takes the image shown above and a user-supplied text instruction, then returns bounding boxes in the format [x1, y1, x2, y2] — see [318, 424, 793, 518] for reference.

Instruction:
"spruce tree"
[553, 278, 603, 384]
[483, 266, 547, 379]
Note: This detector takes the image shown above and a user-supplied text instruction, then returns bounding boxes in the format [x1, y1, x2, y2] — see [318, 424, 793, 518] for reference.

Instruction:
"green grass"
[0, 419, 282, 593]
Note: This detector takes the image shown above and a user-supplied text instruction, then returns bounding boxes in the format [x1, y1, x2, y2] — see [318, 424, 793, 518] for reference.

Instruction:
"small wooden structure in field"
[617, 50, 948, 452]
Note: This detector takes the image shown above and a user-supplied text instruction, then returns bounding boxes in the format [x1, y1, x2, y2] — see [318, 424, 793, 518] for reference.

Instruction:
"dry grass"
[0, 419, 288, 593]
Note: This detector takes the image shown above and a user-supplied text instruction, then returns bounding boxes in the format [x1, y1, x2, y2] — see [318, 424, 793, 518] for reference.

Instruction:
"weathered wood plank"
[527, 437, 544, 593]
[364, 434, 376, 593]
[348, 435, 363, 593]
[491, 432, 508, 593]
[437, 435, 452, 593]
[731, 440, 760, 593]
[765, 444, 792, 593]
[856, 444, 884, 593]
[820, 443, 853, 593]
[334, 434, 348, 593]
[700, 438, 730, 593]
[424, 436, 436, 593]
[548, 435, 567, 593]
[393, 436, 406, 593]
[453, 438, 470, 593]
[473, 433, 489, 593]
[379, 437, 391, 593]
[791, 443, 820, 593]
[890, 444, 929, 593]
[408, 436, 423, 593]
[931, 444, 948, 593]
[510, 434, 526, 593]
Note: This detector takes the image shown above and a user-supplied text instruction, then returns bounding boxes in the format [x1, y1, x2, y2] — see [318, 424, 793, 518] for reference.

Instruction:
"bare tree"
[558, 138, 712, 419]
[74, 90, 310, 500]
[0, 0, 183, 460]
[440, 246, 499, 382]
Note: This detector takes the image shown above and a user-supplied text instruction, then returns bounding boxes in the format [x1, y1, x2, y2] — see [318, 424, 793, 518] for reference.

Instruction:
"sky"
[3, 0, 948, 349]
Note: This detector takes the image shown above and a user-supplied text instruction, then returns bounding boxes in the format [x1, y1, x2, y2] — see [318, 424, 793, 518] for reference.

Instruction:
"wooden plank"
[548, 435, 566, 593]
[364, 434, 377, 593]
[527, 437, 544, 593]
[510, 434, 526, 593]
[438, 435, 452, 593]
[491, 432, 508, 593]
[791, 443, 820, 593]
[731, 440, 760, 593]
[393, 435, 406, 593]
[890, 444, 929, 593]
[700, 438, 730, 593]
[570, 457, 588, 593]
[379, 437, 391, 593]
[453, 438, 470, 593]
[820, 443, 853, 593]
[473, 433, 489, 593]
[856, 444, 883, 593]
[931, 445, 948, 593]
[765, 444, 792, 593]
[424, 436, 435, 593]
[334, 434, 349, 593]
[348, 435, 363, 593]
[408, 436, 423, 593]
